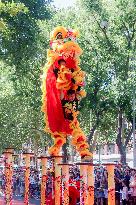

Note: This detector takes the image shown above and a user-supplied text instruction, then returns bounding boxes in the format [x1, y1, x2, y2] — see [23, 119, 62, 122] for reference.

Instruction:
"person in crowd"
[124, 167, 130, 190]
[29, 172, 37, 198]
[94, 169, 102, 205]
[121, 179, 128, 205]
[129, 170, 136, 204]
[102, 169, 108, 205]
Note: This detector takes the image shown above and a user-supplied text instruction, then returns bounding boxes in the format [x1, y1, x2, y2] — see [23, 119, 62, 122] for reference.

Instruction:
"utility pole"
[99, 144, 101, 164]
[132, 58, 136, 168]
[133, 78, 136, 168]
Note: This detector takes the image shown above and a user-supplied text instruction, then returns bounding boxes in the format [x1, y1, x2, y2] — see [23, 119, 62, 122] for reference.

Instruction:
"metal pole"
[133, 68, 136, 168]
[131, 56, 136, 168]
[99, 145, 101, 164]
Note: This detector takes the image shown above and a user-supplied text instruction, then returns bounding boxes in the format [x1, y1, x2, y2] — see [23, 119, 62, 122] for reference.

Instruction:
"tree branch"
[88, 116, 100, 143]
[122, 21, 131, 41]
[130, 20, 136, 42]
[116, 108, 123, 146]
[92, 14, 113, 50]
[122, 20, 136, 48]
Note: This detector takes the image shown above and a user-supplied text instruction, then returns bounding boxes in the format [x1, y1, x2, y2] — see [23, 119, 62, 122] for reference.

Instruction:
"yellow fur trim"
[50, 26, 67, 40]
[57, 41, 83, 56]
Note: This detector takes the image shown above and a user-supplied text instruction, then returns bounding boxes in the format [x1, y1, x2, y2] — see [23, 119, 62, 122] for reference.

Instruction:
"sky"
[53, 0, 76, 8]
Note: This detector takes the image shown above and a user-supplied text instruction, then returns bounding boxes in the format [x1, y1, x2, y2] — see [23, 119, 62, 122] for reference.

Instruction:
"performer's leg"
[48, 133, 67, 156]
[70, 120, 92, 158]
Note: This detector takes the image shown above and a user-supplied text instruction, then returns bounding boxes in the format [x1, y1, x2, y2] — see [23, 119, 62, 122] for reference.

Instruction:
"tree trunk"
[89, 131, 98, 153]
[116, 108, 127, 164]
[120, 146, 127, 165]
[88, 120, 99, 145]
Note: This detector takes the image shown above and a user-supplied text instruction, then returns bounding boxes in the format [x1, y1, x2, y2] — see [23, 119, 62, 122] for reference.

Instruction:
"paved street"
[0, 196, 40, 205]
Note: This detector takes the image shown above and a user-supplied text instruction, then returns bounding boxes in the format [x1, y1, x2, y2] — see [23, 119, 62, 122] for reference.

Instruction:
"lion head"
[48, 26, 82, 67]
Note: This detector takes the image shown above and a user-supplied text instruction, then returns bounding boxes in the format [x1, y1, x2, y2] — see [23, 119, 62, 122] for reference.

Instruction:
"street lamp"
[100, 20, 108, 30]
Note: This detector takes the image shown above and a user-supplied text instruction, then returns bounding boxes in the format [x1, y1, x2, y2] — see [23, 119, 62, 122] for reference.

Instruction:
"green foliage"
[0, 1, 28, 16]
[0, 0, 53, 153]
[1, 0, 53, 69]
[80, 0, 136, 155]
[0, 0, 28, 30]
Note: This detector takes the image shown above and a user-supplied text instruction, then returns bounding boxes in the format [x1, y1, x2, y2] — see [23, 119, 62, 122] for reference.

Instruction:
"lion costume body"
[42, 26, 91, 157]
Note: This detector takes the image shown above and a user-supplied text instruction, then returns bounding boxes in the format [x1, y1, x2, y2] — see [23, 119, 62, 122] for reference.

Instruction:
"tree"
[80, 0, 136, 163]
[0, 0, 53, 153]
[0, 0, 28, 30]
[1, 0, 52, 69]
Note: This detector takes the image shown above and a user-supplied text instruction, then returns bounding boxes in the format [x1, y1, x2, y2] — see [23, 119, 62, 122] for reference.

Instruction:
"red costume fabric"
[69, 185, 80, 205]
[46, 65, 72, 134]
[46, 193, 54, 205]
[46, 186, 80, 205]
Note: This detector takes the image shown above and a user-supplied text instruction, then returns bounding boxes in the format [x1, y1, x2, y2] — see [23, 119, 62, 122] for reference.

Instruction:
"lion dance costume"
[42, 26, 91, 158]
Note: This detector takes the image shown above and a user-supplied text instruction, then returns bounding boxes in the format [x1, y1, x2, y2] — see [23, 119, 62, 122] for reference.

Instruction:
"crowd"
[114, 164, 136, 205]
[0, 167, 41, 199]
[94, 164, 136, 205]
[0, 163, 136, 205]
[12, 168, 41, 199]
